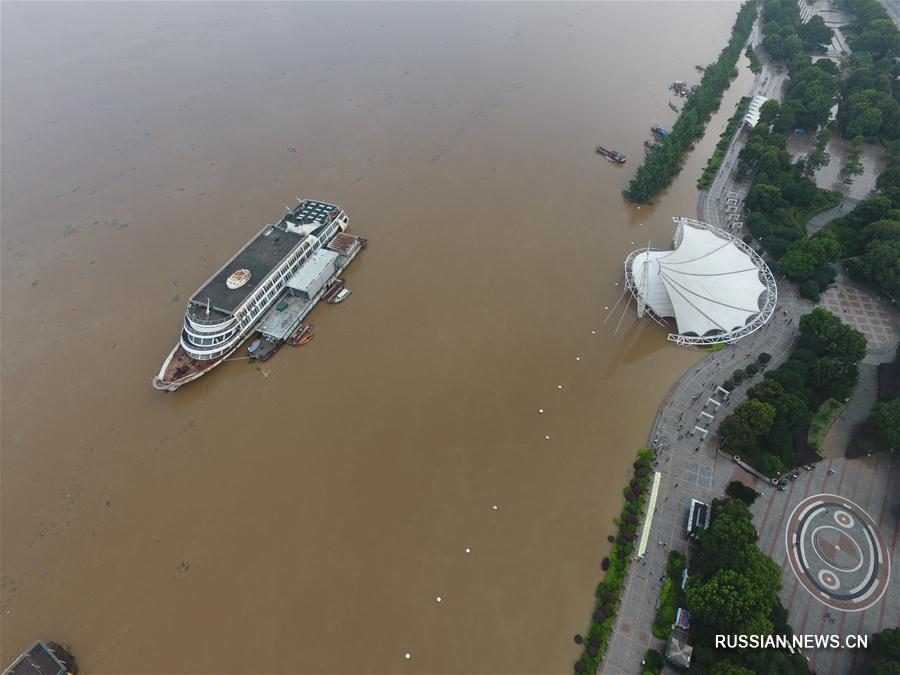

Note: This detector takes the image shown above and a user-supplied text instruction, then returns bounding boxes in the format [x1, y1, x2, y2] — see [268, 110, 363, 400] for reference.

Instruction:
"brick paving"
[751, 454, 899, 675]
[819, 285, 896, 353]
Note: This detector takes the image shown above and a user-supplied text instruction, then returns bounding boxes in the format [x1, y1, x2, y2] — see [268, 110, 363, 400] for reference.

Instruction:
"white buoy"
[615, 282, 619, 286]
[557, 385, 563, 389]
[465, 547, 471, 554]
[404, 652, 411, 660]
[592, 330, 597, 334]
[576, 356, 581, 361]
[436, 596, 442, 603]
[538, 408, 544, 414]
[492, 505, 498, 511]
[630, 241, 634, 245]
[545, 434, 551, 440]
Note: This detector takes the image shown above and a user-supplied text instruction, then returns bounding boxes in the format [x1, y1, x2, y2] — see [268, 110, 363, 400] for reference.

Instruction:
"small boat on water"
[247, 338, 262, 355]
[695, 64, 705, 72]
[322, 279, 345, 303]
[287, 323, 314, 347]
[331, 288, 352, 304]
[299, 332, 315, 346]
[643, 140, 662, 150]
[595, 145, 626, 164]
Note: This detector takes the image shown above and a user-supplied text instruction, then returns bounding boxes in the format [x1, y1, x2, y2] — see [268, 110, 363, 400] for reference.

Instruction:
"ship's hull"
[152, 339, 243, 391]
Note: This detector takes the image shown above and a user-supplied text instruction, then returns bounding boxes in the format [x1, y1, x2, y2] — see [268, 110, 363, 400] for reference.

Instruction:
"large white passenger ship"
[153, 199, 363, 390]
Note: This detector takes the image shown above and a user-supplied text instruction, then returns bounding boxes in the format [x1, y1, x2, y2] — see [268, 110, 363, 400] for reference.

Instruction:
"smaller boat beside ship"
[286, 323, 313, 347]
[331, 288, 352, 304]
[595, 145, 626, 164]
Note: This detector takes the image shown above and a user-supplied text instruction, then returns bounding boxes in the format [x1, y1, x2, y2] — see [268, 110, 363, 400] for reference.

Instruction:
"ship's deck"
[257, 295, 311, 341]
[190, 227, 304, 315]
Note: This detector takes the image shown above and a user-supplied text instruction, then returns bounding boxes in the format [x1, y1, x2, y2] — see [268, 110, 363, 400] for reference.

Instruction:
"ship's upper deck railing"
[186, 303, 233, 325]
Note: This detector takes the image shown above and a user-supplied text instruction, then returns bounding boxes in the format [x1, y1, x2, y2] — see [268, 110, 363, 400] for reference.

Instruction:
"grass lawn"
[808, 398, 846, 454]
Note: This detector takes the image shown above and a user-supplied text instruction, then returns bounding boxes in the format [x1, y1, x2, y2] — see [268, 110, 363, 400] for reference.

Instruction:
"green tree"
[798, 15, 833, 51]
[870, 399, 900, 449]
[719, 399, 777, 447]
[779, 231, 841, 279]
[686, 569, 768, 633]
[692, 509, 760, 578]
[841, 136, 866, 178]
[810, 356, 859, 399]
[799, 308, 868, 361]
[747, 184, 786, 213]
[871, 627, 900, 664]
[849, 107, 884, 138]
[711, 662, 756, 675]
[759, 99, 781, 126]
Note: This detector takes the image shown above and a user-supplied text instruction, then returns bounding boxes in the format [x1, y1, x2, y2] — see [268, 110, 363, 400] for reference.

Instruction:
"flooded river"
[1, 2, 748, 672]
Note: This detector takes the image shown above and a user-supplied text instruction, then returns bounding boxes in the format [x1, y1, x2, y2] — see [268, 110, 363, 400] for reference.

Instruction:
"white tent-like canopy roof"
[626, 218, 776, 344]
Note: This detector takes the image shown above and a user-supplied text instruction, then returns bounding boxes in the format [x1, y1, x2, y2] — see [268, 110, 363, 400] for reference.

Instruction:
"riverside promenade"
[598, 284, 811, 673]
[601, 6, 803, 672]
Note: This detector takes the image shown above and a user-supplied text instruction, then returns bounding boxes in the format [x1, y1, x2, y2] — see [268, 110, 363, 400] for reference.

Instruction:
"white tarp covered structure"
[287, 248, 339, 299]
[743, 94, 770, 128]
[626, 218, 775, 344]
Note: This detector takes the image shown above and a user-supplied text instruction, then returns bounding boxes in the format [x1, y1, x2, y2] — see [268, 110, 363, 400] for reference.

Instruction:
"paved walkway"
[820, 275, 900, 455]
[805, 197, 859, 236]
[823, 360, 879, 458]
[877, 0, 900, 29]
[698, 13, 789, 231]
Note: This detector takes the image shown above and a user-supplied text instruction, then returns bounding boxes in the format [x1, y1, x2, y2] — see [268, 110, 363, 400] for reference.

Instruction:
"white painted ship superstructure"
[153, 199, 362, 390]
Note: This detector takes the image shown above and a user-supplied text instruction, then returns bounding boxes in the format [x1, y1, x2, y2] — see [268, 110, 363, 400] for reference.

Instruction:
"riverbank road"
[600, 282, 814, 673]
[699, 21, 789, 231]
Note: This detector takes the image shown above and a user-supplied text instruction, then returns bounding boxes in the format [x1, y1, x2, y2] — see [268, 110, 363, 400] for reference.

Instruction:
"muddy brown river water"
[2, 2, 751, 672]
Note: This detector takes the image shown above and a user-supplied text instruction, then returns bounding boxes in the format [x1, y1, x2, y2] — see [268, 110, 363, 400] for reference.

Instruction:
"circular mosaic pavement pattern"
[785, 494, 891, 612]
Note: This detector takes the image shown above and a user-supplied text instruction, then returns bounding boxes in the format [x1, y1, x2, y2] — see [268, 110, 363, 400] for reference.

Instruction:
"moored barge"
[595, 145, 626, 164]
